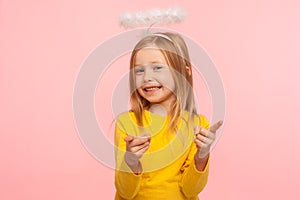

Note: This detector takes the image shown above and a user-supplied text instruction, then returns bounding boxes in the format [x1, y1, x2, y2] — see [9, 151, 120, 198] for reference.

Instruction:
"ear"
[185, 66, 191, 76]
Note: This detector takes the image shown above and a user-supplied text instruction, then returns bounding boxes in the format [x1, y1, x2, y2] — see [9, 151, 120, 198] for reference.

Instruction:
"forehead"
[134, 48, 167, 65]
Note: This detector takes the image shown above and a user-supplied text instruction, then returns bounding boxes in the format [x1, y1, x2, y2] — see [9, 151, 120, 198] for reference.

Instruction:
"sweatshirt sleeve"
[114, 117, 142, 199]
[180, 115, 211, 198]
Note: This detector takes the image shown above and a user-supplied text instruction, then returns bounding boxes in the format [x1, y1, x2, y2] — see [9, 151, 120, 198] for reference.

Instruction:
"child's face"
[133, 48, 176, 107]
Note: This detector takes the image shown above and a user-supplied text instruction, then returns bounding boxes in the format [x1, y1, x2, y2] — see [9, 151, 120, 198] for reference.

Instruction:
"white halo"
[119, 7, 187, 29]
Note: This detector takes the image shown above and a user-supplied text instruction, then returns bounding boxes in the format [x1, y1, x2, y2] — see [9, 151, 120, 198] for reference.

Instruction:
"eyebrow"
[134, 61, 164, 67]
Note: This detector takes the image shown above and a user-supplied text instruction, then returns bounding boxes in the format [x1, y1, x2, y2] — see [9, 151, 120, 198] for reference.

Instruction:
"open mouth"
[143, 86, 162, 92]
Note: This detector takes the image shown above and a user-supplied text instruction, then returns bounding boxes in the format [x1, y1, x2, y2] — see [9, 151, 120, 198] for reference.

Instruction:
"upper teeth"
[145, 87, 159, 91]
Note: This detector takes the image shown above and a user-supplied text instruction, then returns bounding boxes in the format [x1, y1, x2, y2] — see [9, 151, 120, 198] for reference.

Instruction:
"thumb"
[209, 120, 223, 133]
[139, 132, 151, 138]
[138, 132, 151, 142]
[124, 135, 135, 142]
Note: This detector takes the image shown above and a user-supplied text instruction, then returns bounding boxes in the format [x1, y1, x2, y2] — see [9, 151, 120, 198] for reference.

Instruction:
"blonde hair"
[129, 32, 197, 132]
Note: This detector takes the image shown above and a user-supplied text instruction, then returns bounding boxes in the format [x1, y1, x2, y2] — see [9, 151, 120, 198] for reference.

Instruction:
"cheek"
[134, 76, 143, 88]
[161, 74, 175, 91]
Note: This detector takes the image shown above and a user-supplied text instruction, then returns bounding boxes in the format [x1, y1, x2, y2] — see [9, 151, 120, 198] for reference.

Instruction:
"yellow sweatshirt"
[114, 110, 210, 200]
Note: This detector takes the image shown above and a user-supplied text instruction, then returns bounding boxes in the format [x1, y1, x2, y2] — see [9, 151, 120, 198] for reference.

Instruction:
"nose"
[143, 68, 153, 82]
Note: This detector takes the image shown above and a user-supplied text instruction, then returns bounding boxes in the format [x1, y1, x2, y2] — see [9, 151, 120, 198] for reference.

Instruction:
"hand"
[194, 120, 223, 160]
[124, 133, 151, 167]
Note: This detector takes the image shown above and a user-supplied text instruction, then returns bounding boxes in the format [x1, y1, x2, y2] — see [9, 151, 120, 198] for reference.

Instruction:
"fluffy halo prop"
[119, 7, 187, 29]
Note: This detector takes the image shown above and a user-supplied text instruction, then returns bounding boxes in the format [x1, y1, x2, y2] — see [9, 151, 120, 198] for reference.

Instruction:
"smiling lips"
[143, 85, 162, 92]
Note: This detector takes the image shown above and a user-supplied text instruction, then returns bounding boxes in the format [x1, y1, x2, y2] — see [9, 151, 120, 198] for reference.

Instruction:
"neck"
[149, 104, 167, 116]
[149, 98, 176, 116]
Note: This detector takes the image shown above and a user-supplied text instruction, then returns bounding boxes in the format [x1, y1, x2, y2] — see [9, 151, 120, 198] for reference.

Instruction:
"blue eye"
[134, 67, 144, 74]
[153, 65, 163, 71]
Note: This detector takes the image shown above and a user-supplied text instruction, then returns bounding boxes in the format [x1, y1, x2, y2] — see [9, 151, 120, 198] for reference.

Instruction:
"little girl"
[114, 32, 223, 200]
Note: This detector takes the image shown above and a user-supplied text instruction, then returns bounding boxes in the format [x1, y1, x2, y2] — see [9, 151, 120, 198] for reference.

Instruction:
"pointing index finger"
[209, 120, 223, 133]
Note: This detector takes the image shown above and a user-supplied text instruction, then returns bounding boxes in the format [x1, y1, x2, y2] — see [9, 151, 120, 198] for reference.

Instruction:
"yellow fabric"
[114, 110, 210, 200]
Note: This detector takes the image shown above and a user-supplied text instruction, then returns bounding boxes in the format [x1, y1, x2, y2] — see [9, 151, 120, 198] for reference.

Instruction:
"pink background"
[1, 0, 300, 199]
